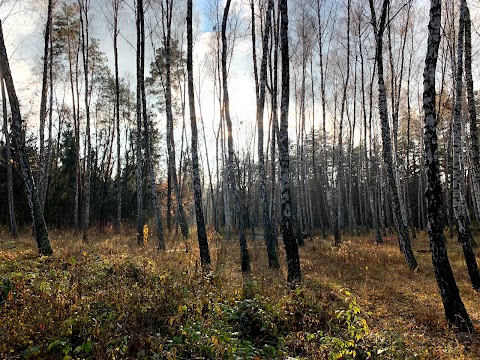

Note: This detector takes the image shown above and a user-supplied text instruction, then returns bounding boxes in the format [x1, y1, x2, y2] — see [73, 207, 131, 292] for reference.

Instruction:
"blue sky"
[0, 0, 257, 164]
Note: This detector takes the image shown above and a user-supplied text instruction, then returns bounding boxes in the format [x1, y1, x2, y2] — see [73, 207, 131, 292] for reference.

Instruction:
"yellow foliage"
[143, 224, 148, 246]
[0, 230, 479, 359]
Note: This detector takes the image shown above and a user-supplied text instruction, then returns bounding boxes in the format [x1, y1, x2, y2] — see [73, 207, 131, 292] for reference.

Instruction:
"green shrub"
[319, 290, 372, 359]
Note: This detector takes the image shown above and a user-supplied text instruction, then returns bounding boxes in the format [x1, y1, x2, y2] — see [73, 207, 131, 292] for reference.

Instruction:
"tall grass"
[0, 228, 478, 358]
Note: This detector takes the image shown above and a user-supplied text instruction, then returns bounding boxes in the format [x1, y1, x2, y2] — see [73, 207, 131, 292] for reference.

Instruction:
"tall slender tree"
[452, 0, 480, 290]
[187, 0, 210, 265]
[423, 0, 472, 330]
[161, 0, 189, 239]
[368, 0, 417, 270]
[1, 77, 17, 238]
[387, 0, 412, 227]
[222, 0, 250, 272]
[315, 0, 333, 238]
[55, 3, 81, 233]
[135, 0, 145, 245]
[359, 18, 382, 244]
[269, 1, 280, 245]
[254, 0, 279, 269]
[37, 0, 54, 211]
[41, 27, 55, 212]
[79, 0, 92, 243]
[0, 21, 52, 256]
[334, 0, 351, 245]
[103, 0, 123, 234]
[464, 1, 480, 241]
[279, 0, 301, 283]
[196, 77, 217, 231]
[140, 1, 164, 250]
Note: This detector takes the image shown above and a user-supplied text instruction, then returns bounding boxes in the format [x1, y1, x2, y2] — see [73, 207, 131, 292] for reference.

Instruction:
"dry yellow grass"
[0, 227, 479, 359]
[298, 234, 480, 358]
[207, 230, 480, 358]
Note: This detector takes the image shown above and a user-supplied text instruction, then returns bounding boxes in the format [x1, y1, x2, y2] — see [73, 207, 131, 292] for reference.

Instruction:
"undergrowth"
[0, 228, 479, 359]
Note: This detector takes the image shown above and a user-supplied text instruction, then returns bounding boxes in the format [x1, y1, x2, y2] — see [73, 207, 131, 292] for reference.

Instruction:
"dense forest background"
[4, 0, 477, 238]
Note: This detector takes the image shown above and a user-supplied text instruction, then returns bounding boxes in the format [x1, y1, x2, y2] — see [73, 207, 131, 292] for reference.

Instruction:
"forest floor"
[1, 227, 479, 359]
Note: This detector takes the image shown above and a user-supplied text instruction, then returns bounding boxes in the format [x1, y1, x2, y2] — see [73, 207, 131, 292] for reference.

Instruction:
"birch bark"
[464, 2, 480, 236]
[423, 0, 472, 329]
[162, 0, 189, 238]
[37, 0, 54, 211]
[255, 0, 279, 268]
[452, 0, 480, 290]
[369, 0, 417, 269]
[1, 77, 17, 237]
[222, 0, 251, 272]
[135, 0, 144, 245]
[0, 21, 52, 256]
[279, 0, 301, 283]
[79, 0, 92, 243]
[359, 25, 382, 244]
[187, 0, 211, 265]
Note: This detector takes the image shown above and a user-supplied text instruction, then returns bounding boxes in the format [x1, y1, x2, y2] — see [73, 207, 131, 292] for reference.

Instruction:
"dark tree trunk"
[222, 0, 251, 273]
[41, 31, 54, 212]
[37, 0, 54, 209]
[452, 0, 480, 290]
[112, 0, 122, 234]
[255, 0, 279, 269]
[270, 3, 280, 245]
[464, 2, 480, 244]
[359, 23, 381, 244]
[72, 19, 81, 234]
[162, 0, 189, 239]
[187, 0, 211, 266]
[406, 27, 417, 240]
[139, 1, 164, 250]
[0, 21, 52, 256]
[79, 0, 92, 243]
[315, 0, 332, 237]
[335, 0, 351, 245]
[369, 0, 417, 269]
[197, 93, 217, 231]
[135, 0, 145, 245]
[1, 77, 17, 238]
[279, 0, 301, 284]
[167, 167, 172, 232]
[423, 0, 472, 331]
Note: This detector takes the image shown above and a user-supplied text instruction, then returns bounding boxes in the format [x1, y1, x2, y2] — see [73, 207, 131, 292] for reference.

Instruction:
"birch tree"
[368, 0, 417, 270]
[140, 1, 165, 250]
[314, 0, 333, 238]
[114, 0, 122, 234]
[135, 0, 145, 245]
[0, 20, 53, 256]
[79, 0, 92, 243]
[254, 0, 279, 269]
[187, 0, 211, 266]
[1, 76, 17, 238]
[334, 0, 351, 245]
[37, 0, 54, 212]
[423, 0, 472, 330]
[279, 0, 301, 283]
[55, 3, 81, 233]
[464, 1, 480, 238]
[103, 0, 123, 234]
[452, 0, 480, 290]
[222, 0, 250, 272]
[358, 15, 382, 244]
[161, 0, 189, 239]
[269, 0, 280, 244]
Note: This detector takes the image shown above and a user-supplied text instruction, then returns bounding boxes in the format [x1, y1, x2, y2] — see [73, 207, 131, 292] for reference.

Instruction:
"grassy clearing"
[0, 227, 479, 359]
